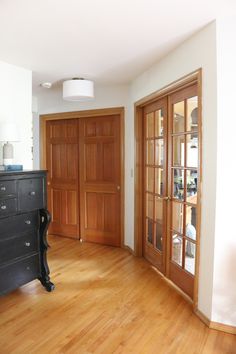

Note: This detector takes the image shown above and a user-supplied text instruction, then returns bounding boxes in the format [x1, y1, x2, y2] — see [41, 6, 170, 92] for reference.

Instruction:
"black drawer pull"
[29, 191, 36, 196]
[25, 220, 31, 225]
[1, 205, 6, 210]
[0, 186, 6, 191]
[25, 242, 31, 247]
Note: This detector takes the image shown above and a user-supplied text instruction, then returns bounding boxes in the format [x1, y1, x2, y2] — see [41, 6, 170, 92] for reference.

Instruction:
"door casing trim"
[40, 107, 125, 249]
[134, 69, 202, 309]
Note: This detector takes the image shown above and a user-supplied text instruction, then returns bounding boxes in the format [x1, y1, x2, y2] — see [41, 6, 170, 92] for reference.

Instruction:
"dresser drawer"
[0, 211, 39, 239]
[18, 178, 45, 211]
[0, 232, 38, 265]
[0, 198, 17, 218]
[0, 254, 40, 295]
[0, 180, 16, 196]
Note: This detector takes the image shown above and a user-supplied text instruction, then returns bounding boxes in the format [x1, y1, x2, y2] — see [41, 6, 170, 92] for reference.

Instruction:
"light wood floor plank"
[0, 236, 235, 354]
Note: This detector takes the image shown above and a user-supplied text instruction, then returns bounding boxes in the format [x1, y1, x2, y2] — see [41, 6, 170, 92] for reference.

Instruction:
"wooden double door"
[143, 83, 200, 298]
[45, 114, 121, 247]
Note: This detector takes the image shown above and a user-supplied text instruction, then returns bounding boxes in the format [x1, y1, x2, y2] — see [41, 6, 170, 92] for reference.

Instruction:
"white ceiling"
[0, 0, 233, 94]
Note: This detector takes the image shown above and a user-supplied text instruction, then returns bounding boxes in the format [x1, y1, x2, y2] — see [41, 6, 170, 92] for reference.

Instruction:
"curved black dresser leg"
[38, 209, 55, 292]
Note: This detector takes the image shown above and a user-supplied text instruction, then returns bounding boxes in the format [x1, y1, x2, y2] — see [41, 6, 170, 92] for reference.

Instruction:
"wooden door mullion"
[182, 99, 187, 270]
[153, 138, 156, 248]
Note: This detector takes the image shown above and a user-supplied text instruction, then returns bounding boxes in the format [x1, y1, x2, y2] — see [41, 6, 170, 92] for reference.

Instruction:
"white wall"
[36, 84, 129, 115]
[212, 16, 236, 327]
[0, 61, 32, 169]
[128, 22, 218, 320]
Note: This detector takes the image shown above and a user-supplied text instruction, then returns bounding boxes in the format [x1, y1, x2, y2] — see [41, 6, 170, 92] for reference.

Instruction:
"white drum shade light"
[63, 78, 94, 101]
[0, 122, 19, 165]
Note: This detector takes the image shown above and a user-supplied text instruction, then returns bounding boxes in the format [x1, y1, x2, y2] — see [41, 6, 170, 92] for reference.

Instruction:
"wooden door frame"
[40, 107, 125, 248]
[134, 69, 202, 308]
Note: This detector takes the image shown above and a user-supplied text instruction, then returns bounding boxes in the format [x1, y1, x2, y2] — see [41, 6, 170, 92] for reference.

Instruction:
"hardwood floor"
[0, 236, 235, 354]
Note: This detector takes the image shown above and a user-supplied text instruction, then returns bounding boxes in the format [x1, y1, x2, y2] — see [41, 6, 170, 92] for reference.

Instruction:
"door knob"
[163, 196, 171, 201]
[117, 186, 121, 191]
[47, 182, 51, 186]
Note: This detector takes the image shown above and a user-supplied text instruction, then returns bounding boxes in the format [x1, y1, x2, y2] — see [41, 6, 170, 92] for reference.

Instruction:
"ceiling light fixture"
[40, 82, 52, 89]
[63, 78, 94, 101]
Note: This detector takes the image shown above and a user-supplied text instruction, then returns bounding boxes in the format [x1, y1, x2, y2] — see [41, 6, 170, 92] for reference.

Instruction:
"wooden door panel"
[66, 191, 77, 225]
[84, 119, 115, 137]
[85, 143, 98, 181]
[104, 193, 117, 233]
[46, 119, 79, 239]
[51, 189, 61, 223]
[49, 188, 78, 237]
[51, 143, 77, 182]
[84, 192, 119, 245]
[102, 142, 115, 181]
[84, 141, 116, 182]
[85, 192, 117, 232]
[49, 120, 78, 139]
[80, 115, 121, 247]
[86, 192, 104, 230]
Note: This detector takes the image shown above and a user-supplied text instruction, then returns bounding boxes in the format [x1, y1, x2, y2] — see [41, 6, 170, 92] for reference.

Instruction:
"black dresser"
[0, 170, 54, 296]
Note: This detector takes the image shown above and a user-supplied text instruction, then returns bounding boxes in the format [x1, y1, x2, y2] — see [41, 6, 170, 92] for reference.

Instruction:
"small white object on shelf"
[0, 122, 19, 165]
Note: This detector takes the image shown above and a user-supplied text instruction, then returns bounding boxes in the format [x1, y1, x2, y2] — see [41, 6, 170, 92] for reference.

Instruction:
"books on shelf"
[0, 165, 23, 171]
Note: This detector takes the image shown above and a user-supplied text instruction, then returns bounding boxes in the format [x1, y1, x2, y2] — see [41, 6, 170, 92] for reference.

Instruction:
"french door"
[143, 83, 200, 298]
[143, 98, 168, 274]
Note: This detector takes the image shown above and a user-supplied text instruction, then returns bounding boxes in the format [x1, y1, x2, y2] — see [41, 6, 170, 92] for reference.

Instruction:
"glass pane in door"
[146, 193, 154, 219]
[146, 140, 154, 165]
[146, 112, 154, 138]
[172, 233, 183, 266]
[185, 206, 197, 239]
[186, 170, 197, 203]
[185, 241, 196, 275]
[173, 101, 185, 133]
[172, 169, 184, 201]
[172, 202, 184, 234]
[186, 133, 198, 168]
[156, 222, 163, 251]
[146, 167, 154, 192]
[146, 218, 153, 244]
[155, 197, 163, 221]
[155, 168, 164, 196]
[155, 109, 164, 137]
[155, 139, 164, 166]
[187, 96, 198, 132]
[173, 135, 185, 166]
[155, 197, 163, 252]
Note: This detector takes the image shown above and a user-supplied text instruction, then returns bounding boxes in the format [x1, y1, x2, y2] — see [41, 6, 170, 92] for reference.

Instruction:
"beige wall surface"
[0, 60, 32, 169]
[213, 16, 236, 327]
